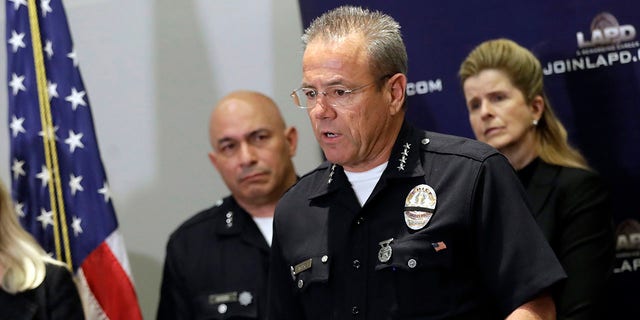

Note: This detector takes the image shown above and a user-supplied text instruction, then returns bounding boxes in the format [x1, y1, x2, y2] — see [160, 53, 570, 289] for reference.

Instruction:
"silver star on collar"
[328, 164, 336, 184]
[397, 143, 411, 171]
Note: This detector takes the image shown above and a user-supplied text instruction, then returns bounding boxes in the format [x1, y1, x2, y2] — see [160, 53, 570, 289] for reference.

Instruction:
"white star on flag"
[71, 216, 83, 237]
[15, 202, 25, 218]
[65, 87, 87, 110]
[38, 125, 59, 141]
[36, 208, 54, 229]
[36, 165, 52, 188]
[8, 0, 27, 10]
[98, 182, 112, 203]
[44, 40, 54, 59]
[9, 73, 26, 95]
[67, 49, 78, 67]
[11, 159, 26, 179]
[65, 130, 85, 153]
[8, 30, 26, 53]
[47, 81, 59, 100]
[41, 0, 53, 17]
[10, 115, 26, 137]
[69, 174, 84, 195]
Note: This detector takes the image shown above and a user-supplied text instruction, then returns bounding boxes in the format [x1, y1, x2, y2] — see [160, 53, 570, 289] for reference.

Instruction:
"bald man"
[157, 91, 298, 320]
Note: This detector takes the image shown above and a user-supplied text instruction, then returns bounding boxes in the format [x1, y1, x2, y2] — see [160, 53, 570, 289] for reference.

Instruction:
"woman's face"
[463, 69, 543, 155]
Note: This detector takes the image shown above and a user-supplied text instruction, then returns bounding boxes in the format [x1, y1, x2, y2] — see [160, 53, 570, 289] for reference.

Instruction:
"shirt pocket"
[290, 254, 330, 294]
[194, 290, 258, 319]
[375, 236, 453, 316]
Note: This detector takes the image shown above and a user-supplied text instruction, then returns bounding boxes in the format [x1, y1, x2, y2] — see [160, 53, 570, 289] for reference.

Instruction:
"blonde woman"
[460, 38, 614, 320]
[0, 179, 84, 319]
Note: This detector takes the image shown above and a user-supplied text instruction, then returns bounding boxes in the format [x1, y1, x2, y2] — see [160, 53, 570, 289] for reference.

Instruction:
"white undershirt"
[344, 162, 388, 206]
[253, 216, 274, 246]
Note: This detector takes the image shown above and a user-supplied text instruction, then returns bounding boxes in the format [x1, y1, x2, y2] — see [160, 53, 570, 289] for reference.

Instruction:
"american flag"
[5, 0, 142, 319]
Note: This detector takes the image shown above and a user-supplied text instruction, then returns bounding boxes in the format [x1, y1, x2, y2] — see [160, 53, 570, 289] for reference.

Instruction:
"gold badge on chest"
[404, 184, 437, 230]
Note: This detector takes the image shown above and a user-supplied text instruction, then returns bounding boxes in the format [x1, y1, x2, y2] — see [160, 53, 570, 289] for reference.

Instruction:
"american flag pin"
[432, 241, 447, 252]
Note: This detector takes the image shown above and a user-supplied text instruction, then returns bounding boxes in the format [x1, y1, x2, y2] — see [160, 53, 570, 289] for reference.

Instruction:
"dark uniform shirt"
[268, 122, 566, 320]
[158, 196, 270, 320]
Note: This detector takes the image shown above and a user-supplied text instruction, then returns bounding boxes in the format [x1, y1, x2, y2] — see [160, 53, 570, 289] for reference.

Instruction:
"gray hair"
[302, 6, 408, 78]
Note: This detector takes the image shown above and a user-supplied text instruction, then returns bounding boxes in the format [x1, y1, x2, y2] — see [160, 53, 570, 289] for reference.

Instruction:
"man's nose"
[238, 142, 257, 165]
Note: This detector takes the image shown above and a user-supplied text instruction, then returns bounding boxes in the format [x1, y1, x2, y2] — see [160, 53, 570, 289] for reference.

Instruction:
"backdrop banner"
[298, 1, 640, 317]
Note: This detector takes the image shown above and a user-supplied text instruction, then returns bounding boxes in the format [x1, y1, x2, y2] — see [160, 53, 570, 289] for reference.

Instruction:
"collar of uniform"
[306, 121, 427, 199]
[214, 197, 246, 236]
[306, 162, 346, 199]
[384, 121, 427, 179]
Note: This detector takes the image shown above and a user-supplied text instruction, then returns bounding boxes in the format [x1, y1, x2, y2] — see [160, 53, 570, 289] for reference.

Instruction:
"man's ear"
[208, 151, 220, 170]
[284, 126, 298, 156]
[388, 73, 407, 115]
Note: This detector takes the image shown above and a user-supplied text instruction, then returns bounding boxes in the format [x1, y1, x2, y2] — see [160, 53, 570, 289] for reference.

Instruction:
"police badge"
[404, 184, 437, 230]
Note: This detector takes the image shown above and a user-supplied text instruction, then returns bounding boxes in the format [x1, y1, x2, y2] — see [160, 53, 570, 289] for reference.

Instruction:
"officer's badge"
[378, 238, 394, 263]
[404, 184, 437, 230]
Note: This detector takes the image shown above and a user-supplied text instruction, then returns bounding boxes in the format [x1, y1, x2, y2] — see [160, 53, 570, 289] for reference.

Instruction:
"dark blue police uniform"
[268, 121, 566, 319]
[158, 197, 269, 319]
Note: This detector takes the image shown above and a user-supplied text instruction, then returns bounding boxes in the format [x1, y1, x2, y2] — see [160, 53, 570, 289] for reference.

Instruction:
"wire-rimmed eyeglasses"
[291, 75, 392, 109]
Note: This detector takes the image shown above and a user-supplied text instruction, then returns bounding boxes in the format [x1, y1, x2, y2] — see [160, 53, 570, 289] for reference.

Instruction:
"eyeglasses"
[291, 75, 392, 109]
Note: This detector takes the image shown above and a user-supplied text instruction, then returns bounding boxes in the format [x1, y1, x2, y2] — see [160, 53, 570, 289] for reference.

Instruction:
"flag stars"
[8, 30, 26, 53]
[10, 115, 26, 137]
[15, 202, 25, 218]
[47, 81, 59, 100]
[67, 49, 78, 67]
[65, 87, 87, 110]
[71, 216, 83, 237]
[38, 125, 59, 141]
[36, 165, 52, 188]
[69, 174, 84, 196]
[12, 159, 26, 179]
[65, 130, 85, 153]
[44, 40, 54, 59]
[9, 0, 27, 10]
[98, 182, 112, 203]
[37, 208, 54, 230]
[9, 73, 26, 95]
[41, 0, 53, 17]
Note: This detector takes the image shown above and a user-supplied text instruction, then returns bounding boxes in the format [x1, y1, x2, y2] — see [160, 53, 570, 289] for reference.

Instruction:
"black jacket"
[157, 196, 270, 320]
[521, 159, 615, 320]
[0, 263, 84, 320]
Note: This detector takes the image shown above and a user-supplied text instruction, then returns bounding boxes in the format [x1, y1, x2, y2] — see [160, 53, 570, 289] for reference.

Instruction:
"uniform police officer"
[267, 6, 566, 320]
[158, 91, 298, 319]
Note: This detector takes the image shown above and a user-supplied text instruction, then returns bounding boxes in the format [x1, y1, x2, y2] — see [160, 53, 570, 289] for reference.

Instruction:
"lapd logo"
[404, 184, 437, 230]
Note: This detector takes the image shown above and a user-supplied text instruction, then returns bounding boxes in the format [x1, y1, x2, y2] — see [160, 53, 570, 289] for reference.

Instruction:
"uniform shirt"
[268, 122, 566, 320]
[158, 197, 270, 320]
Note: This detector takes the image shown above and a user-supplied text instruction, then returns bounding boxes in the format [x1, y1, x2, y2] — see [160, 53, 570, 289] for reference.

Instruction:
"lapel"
[308, 163, 362, 213]
[307, 122, 428, 210]
[526, 160, 562, 217]
[214, 198, 270, 254]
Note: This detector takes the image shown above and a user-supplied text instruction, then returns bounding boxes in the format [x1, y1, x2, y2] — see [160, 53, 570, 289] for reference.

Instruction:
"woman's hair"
[458, 38, 589, 170]
[302, 5, 408, 83]
[0, 180, 61, 293]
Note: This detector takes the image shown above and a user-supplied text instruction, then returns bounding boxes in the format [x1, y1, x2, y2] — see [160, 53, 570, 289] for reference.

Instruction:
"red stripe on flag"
[81, 242, 142, 320]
